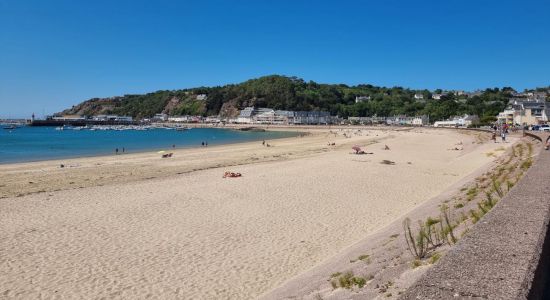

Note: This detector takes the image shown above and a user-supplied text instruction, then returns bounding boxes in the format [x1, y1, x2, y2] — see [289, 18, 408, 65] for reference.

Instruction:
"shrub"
[403, 218, 429, 259]
[332, 272, 368, 289]
[470, 209, 482, 223]
[492, 178, 504, 198]
[430, 252, 442, 264]
[521, 158, 532, 171]
[440, 204, 457, 245]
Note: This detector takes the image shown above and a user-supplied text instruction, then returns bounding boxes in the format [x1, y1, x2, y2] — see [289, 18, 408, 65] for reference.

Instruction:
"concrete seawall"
[401, 132, 550, 299]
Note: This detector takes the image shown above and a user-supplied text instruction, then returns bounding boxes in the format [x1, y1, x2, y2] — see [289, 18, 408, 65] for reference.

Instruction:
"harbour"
[0, 126, 298, 164]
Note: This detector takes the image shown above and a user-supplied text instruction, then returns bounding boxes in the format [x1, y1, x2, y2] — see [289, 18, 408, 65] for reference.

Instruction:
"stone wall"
[401, 132, 550, 300]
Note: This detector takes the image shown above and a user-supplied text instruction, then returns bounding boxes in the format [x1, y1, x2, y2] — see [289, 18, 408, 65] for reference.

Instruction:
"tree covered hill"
[61, 75, 540, 122]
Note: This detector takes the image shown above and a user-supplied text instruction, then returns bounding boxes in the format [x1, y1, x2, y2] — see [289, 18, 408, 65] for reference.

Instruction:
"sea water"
[0, 126, 298, 164]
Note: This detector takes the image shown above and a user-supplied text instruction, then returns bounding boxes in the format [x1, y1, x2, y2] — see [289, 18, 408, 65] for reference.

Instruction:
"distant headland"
[58, 75, 550, 124]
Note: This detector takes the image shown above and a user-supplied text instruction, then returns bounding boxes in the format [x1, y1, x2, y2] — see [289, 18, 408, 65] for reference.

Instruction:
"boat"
[3, 125, 16, 130]
[176, 127, 191, 131]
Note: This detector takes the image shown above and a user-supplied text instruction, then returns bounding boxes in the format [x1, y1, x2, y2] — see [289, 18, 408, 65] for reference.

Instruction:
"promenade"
[401, 132, 550, 299]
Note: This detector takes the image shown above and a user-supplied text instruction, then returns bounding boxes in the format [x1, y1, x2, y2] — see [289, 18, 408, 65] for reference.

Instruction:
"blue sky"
[1, 0, 549, 118]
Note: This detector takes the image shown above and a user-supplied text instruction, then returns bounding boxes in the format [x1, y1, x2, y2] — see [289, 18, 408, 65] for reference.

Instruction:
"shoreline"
[0, 126, 302, 165]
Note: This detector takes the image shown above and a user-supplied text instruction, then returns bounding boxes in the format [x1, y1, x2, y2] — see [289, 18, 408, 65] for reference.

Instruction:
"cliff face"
[61, 97, 122, 116]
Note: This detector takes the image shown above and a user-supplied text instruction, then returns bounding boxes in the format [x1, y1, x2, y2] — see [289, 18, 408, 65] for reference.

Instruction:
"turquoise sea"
[0, 126, 298, 164]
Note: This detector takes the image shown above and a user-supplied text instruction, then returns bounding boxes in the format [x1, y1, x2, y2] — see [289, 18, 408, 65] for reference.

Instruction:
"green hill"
[61, 75, 522, 122]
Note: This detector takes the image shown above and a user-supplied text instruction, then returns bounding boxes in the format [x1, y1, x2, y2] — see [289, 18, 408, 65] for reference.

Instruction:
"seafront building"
[433, 114, 480, 127]
[497, 99, 549, 125]
[234, 107, 335, 125]
[92, 115, 133, 122]
[348, 115, 429, 126]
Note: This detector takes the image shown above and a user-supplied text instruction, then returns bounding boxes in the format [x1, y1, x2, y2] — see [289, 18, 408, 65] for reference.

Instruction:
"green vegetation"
[330, 272, 342, 278]
[440, 204, 457, 245]
[330, 271, 367, 289]
[403, 218, 430, 259]
[430, 252, 442, 264]
[358, 254, 371, 263]
[61, 75, 518, 120]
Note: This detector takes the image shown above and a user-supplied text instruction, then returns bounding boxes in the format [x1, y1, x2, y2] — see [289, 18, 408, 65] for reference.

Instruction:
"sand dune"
[0, 128, 508, 299]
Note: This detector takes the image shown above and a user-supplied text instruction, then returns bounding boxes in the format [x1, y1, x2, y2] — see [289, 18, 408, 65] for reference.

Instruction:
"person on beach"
[492, 132, 497, 143]
[501, 131, 506, 142]
[201, 141, 204, 147]
[122, 147, 125, 153]
[205, 141, 208, 147]
[262, 140, 265, 146]
[115, 148, 119, 155]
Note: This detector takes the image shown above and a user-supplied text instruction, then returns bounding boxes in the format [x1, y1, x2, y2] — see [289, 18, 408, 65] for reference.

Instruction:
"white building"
[168, 116, 190, 122]
[153, 113, 168, 121]
[205, 116, 221, 123]
[355, 96, 371, 103]
[414, 93, 424, 100]
[90, 115, 132, 122]
[432, 94, 443, 100]
[196, 94, 208, 101]
[497, 100, 549, 125]
[412, 115, 429, 126]
[434, 114, 479, 127]
[52, 115, 86, 121]
[237, 107, 254, 124]
[115, 116, 133, 122]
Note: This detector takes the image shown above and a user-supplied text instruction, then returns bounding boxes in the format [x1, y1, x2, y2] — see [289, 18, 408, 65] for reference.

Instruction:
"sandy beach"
[0, 127, 513, 299]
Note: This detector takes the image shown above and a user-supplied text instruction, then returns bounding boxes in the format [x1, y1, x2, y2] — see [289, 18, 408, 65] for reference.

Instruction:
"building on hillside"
[432, 94, 443, 100]
[196, 94, 208, 101]
[355, 96, 371, 103]
[414, 93, 424, 100]
[530, 92, 547, 101]
[453, 90, 466, 96]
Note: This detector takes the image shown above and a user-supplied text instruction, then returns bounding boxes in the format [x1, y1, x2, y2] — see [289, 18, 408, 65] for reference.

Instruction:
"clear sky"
[1, 0, 549, 118]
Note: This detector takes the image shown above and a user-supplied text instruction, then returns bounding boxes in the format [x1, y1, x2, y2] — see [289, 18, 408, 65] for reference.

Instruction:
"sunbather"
[223, 171, 242, 178]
